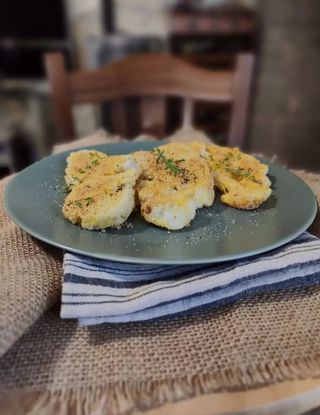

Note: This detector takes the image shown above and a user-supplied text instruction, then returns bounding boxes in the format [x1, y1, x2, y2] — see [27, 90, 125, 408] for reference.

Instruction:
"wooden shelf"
[169, 15, 256, 36]
[169, 5, 257, 36]
[168, 5, 257, 68]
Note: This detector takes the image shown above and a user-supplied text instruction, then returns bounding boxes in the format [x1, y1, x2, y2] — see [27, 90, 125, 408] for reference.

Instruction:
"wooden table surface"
[146, 379, 320, 415]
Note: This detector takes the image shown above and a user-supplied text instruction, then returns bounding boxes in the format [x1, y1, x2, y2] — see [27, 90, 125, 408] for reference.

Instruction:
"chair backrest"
[45, 52, 254, 147]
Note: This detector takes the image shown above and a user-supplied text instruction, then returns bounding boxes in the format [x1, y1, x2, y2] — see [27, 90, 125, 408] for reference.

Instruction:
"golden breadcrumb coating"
[206, 144, 271, 209]
[62, 141, 272, 231]
[64, 150, 108, 187]
[132, 142, 215, 230]
[63, 152, 140, 229]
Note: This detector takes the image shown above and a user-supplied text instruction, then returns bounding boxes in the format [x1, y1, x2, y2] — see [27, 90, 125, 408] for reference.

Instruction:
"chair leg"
[228, 53, 255, 149]
[181, 98, 194, 130]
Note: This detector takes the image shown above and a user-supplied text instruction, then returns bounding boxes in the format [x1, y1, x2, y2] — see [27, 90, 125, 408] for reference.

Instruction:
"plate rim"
[4, 142, 318, 264]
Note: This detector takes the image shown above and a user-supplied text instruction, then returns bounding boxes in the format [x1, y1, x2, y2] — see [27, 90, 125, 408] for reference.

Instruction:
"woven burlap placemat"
[0, 176, 62, 357]
[1, 136, 320, 414]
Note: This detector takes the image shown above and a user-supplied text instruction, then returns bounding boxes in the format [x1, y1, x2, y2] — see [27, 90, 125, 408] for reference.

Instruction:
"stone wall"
[249, 0, 320, 171]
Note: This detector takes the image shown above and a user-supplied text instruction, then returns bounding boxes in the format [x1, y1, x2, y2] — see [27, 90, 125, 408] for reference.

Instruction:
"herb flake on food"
[91, 159, 99, 166]
[151, 148, 187, 177]
[223, 152, 233, 162]
[89, 151, 104, 160]
[116, 184, 125, 193]
[64, 184, 74, 193]
[84, 197, 94, 206]
[225, 166, 260, 183]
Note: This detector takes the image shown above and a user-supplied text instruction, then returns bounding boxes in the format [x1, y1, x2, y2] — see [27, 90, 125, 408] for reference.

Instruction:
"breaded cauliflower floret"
[62, 168, 140, 230]
[63, 153, 141, 229]
[206, 144, 271, 210]
[134, 142, 215, 230]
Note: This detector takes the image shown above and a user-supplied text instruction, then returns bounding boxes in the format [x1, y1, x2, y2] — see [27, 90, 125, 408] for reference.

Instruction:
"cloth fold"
[61, 232, 320, 325]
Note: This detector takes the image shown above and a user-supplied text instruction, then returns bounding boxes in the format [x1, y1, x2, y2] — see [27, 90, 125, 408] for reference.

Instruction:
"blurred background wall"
[250, 0, 320, 172]
[0, 0, 319, 178]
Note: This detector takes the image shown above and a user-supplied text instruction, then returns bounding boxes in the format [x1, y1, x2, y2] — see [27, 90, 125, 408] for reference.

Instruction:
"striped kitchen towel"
[61, 232, 320, 326]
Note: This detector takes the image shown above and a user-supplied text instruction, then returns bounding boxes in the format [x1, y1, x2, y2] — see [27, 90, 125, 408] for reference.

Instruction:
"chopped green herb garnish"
[78, 168, 86, 174]
[225, 166, 260, 183]
[210, 156, 222, 169]
[72, 176, 80, 182]
[224, 152, 233, 162]
[91, 159, 99, 166]
[89, 151, 104, 160]
[64, 184, 74, 192]
[84, 197, 94, 206]
[73, 197, 94, 208]
[151, 148, 186, 177]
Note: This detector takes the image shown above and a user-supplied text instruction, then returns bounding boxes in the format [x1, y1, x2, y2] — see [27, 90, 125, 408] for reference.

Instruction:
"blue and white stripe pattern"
[61, 232, 320, 325]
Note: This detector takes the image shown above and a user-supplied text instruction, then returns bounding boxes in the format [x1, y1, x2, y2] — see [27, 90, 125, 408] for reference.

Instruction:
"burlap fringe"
[2, 356, 320, 415]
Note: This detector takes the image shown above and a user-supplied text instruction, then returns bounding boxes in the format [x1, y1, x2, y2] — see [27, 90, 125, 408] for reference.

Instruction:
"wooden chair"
[45, 52, 254, 148]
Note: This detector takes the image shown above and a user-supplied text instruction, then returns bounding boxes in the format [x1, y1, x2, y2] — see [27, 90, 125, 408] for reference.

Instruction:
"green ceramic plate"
[4, 141, 317, 264]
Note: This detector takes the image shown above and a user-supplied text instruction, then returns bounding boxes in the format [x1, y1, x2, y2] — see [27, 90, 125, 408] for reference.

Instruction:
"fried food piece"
[206, 144, 271, 210]
[63, 154, 140, 229]
[62, 168, 140, 230]
[133, 142, 215, 230]
[132, 141, 209, 189]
